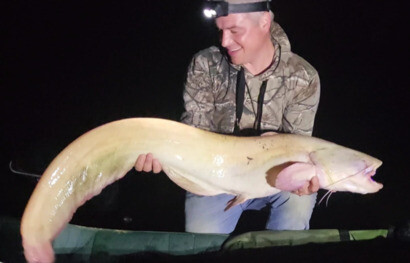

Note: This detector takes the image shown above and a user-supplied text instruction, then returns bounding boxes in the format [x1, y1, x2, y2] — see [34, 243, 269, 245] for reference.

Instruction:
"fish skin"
[20, 118, 383, 263]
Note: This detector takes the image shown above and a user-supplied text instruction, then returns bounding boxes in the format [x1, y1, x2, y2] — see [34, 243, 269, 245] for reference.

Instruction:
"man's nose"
[220, 31, 232, 48]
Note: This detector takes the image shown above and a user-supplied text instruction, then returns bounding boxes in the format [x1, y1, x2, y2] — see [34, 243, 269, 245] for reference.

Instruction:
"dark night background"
[1, 0, 409, 247]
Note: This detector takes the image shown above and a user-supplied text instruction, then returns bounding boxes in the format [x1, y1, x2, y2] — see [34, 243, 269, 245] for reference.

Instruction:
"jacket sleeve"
[282, 73, 320, 136]
[180, 54, 215, 131]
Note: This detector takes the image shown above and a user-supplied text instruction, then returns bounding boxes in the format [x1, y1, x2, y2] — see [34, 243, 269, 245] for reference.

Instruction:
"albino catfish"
[20, 118, 383, 263]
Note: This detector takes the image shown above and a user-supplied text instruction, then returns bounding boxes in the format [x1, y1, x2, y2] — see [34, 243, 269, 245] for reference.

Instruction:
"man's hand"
[134, 153, 162, 174]
[260, 132, 319, 196]
[292, 176, 319, 196]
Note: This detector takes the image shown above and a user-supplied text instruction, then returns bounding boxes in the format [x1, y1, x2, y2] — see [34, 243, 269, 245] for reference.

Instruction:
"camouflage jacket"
[180, 21, 320, 136]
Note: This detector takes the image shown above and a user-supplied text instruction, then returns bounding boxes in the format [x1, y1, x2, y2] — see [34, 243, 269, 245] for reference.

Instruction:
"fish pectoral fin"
[224, 195, 248, 211]
[266, 162, 316, 192]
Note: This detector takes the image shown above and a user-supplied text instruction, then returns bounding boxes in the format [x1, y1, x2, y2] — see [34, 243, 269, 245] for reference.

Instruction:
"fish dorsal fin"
[266, 162, 316, 192]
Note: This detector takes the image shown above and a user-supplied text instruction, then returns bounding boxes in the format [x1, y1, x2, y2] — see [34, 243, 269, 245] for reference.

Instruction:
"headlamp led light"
[203, 1, 271, 19]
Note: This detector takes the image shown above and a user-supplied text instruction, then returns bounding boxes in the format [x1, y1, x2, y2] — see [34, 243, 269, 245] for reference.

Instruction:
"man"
[135, 0, 320, 234]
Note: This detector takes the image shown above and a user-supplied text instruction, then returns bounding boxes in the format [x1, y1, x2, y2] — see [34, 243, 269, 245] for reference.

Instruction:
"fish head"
[310, 146, 383, 194]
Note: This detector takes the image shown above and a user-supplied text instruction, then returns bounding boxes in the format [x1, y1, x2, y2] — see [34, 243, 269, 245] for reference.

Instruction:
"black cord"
[254, 80, 268, 132]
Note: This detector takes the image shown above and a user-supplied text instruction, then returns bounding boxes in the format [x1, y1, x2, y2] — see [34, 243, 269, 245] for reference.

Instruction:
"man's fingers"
[135, 155, 147, 172]
[152, 159, 162, 174]
[135, 153, 162, 174]
[309, 176, 320, 193]
[293, 176, 320, 196]
[292, 182, 309, 196]
[299, 182, 309, 195]
[143, 153, 154, 172]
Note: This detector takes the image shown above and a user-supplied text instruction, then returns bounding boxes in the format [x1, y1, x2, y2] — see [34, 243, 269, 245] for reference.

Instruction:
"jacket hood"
[270, 20, 291, 52]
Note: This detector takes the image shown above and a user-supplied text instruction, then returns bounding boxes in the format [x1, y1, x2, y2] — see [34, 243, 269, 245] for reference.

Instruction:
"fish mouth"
[364, 166, 376, 177]
[363, 165, 383, 191]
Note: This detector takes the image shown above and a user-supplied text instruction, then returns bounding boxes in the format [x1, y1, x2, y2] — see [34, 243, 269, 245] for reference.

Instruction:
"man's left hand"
[260, 132, 319, 196]
[292, 176, 319, 196]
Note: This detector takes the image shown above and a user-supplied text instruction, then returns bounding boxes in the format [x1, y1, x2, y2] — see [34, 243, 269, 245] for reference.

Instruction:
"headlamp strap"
[228, 2, 270, 15]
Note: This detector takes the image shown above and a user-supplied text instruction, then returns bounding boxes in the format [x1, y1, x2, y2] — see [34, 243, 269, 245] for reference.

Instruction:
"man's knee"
[184, 193, 241, 234]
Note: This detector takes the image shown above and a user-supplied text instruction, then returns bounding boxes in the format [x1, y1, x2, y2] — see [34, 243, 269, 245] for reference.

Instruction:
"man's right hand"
[134, 153, 162, 173]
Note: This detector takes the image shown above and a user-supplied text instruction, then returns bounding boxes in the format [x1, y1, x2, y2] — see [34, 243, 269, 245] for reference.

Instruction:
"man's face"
[216, 13, 266, 66]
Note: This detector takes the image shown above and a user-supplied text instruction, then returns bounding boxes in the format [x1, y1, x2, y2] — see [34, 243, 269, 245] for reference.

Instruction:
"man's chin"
[229, 57, 242, 66]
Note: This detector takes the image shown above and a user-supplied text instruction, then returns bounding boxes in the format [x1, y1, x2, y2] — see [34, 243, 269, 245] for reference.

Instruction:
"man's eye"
[232, 29, 242, 34]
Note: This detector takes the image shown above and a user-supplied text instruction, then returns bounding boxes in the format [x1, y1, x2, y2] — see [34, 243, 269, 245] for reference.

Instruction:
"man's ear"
[259, 12, 272, 32]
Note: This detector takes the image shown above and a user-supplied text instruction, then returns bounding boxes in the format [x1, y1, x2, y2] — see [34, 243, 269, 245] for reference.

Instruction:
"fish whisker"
[318, 189, 333, 206]
[323, 167, 367, 190]
[325, 191, 334, 207]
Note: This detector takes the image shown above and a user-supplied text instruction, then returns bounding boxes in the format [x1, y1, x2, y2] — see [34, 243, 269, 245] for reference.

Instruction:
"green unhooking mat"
[1, 216, 408, 262]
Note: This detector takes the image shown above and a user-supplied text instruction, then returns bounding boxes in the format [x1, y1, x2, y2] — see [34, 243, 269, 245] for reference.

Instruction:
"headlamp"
[203, 1, 271, 19]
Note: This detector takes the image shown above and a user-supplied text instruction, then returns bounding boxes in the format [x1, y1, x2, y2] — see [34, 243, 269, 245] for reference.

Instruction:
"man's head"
[211, 1, 274, 71]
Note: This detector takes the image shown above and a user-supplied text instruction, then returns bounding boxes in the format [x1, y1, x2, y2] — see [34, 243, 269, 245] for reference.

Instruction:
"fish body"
[20, 118, 383, 263]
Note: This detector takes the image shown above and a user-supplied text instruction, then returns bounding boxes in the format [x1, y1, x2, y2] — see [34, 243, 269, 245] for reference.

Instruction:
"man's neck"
[243, 41, 275, 75]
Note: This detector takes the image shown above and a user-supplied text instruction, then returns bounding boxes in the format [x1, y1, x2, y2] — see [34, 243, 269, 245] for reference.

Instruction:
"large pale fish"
[20, 118, 383, 263]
